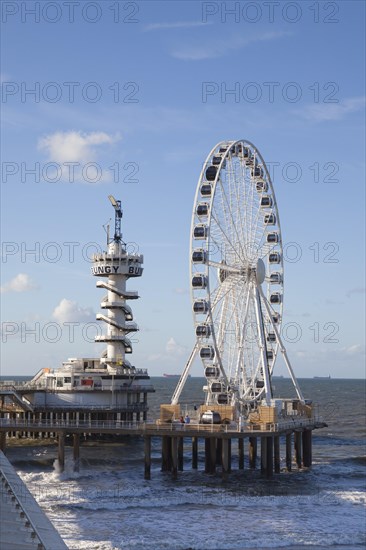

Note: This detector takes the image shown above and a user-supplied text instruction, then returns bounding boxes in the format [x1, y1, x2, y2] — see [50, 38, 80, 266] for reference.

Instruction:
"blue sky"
[1, 0, 365, 378]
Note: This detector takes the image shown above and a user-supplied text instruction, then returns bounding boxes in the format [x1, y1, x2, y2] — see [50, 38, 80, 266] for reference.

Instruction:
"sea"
[3, 377, 366, 550]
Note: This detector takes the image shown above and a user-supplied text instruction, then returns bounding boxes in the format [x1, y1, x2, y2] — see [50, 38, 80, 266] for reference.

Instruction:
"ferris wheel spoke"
[250, 194, 265, 252]
[238, 158, 249, 252]
[232, 163, 249, 262]
[215, 176, 231, 249]
[216, 177, 247, 261]
[232, 283, 251, 383]
[227, 159, 243, 260]
[206, 259, 243, 275]
[211, 210, 245, 262]
[209, 276, 243, 316]
[213, 293, 229, 361]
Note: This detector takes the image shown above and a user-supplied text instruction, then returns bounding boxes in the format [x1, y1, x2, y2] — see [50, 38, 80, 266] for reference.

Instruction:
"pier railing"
[1, 466, 47, 548]
[0, 383, 154, 393]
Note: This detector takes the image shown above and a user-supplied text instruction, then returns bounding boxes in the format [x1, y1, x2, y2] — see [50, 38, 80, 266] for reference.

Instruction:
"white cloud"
[52, 298, 95, 324]
[342, 344, 365, 356]
[166, 337, 187, 356]
[174, 287, 189, 295]
[298, 96, 366, 122]
[172, 31, 292, 60]
[146, 337, 188, 363]
[1, 273, 38, 293]
[144, 21, 212, 31]
[38, 130, 120, 164]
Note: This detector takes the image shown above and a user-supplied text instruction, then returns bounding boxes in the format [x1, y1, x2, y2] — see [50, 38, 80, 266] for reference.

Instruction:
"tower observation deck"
[92, 196, 143, 373]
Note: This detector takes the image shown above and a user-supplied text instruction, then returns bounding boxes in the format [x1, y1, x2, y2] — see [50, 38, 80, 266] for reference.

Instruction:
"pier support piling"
[238, 438, 244, 470]
[260, 437, 267, 475]
[274, 436, 280, 474]
[266, 437, 273, 478]
[210, 438, 216, 474]
[0, 432, 6, 453]
[204, 438, 216, 474]
[249, 437, 257, 469]
[204, 438, 210, 473]
[178, 437, 184, 471]
[73, 433, 80, 472]
[192, 437, 198, 469]
[222, 438, 229, 477]
[216, 438, 222, 466]
[227, 439, 232, 472]
[286, 433, 292, 471]
[294, 431, 302, 469]
[144, 436, 151, 480]
[302, 429, 312, 468]
[171, 437, 178, 480]
[58, 433, 65, 471]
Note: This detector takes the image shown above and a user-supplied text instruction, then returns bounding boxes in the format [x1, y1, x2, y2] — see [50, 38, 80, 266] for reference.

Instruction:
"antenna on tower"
[108, 195, 123, 243]
[103, 219, 111, 246]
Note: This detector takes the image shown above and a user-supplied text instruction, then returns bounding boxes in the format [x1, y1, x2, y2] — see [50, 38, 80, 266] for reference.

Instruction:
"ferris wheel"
[171, 139, 303, 414]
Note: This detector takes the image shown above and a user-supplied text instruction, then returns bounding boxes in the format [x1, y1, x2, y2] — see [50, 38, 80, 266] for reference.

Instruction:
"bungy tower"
[93, 195, 143, 373]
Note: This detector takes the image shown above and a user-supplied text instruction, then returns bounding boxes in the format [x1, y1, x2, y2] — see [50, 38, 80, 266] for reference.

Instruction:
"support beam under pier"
[266, 436, 273, 478]
[0, 432, 6, 454]
[222, 438, 229, 477]
[58, 433, 65, 471]
[204, 438, 216, 474]
[73, 433, 80, 472]
[178, 437, 184, 471]
[238, 438, 244, 470]
[261, 437, 267, 475]
[144, 436, 151, 480]
[286, 433, 292, 471]
[274, 435, 280, 474]
[192, 437, 198, 469]
[294, 431, 302, 469]
[171, 437, 178, 480]
[249, 437, 257, 469]
[302, 429, 312, 468]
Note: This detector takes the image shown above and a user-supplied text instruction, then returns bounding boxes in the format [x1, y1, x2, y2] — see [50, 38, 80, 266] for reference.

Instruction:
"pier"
[0, 413, 324, 480]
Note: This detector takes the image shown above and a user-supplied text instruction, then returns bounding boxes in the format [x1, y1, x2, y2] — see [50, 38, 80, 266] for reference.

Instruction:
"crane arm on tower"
[108, 194, 123, 242]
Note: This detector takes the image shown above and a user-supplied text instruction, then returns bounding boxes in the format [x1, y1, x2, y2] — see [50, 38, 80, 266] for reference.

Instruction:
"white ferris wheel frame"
[171, 140, 303, 411]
